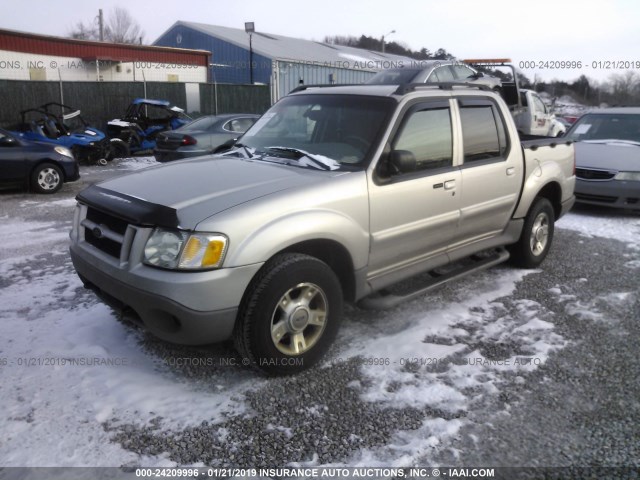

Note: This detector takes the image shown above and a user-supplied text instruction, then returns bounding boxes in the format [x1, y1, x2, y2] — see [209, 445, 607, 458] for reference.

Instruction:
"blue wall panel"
[155, 25, 272, 85]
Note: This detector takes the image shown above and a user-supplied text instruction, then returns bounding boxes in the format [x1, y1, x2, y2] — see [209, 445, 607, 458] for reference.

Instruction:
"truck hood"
[575, 141, 640, 172]
[77, 157, 339, 229]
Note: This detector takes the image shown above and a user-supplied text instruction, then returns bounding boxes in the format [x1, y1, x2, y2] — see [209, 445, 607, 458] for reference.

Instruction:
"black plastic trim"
[76, 184, 180, 228]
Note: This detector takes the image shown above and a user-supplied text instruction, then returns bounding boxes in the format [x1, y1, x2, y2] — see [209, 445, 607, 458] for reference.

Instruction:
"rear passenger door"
[454, 97, 522, 244]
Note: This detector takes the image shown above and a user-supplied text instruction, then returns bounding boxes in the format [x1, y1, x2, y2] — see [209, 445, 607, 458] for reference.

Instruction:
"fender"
[223, 208, 370, 271]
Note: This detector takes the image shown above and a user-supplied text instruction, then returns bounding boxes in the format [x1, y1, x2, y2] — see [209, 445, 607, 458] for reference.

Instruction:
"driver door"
[367, 100, 461, 289]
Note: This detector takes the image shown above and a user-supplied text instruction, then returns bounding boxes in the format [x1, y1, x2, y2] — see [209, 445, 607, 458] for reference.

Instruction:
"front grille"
[575, 193, 617, 203]
[83, 207, 130, 259]
[576, 168, 616, 181]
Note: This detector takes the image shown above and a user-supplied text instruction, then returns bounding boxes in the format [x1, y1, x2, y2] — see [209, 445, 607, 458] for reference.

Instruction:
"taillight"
[181, 135, 197, 146]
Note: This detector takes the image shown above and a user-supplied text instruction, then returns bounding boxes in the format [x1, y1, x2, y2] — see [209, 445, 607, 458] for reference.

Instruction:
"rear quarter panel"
[514, 140, 575, 218]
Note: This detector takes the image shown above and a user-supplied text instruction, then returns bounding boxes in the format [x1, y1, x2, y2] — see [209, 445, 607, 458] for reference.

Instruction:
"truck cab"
[513, 89, 565, 137]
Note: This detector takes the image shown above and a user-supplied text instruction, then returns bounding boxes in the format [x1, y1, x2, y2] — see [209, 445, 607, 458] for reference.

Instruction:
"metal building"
[154, 21, 413, 101]
[0, 28, 210, 83]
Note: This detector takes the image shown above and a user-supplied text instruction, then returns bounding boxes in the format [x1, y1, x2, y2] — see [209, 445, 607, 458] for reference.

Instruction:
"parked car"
[70, 83, 575, 374]
[565, 107, 640, 210]
[0, 127, 79, 193]
[367, 60, 502, 91]
[153, 114, 259, 162]
[107, 99, 192, 156]
[8, 103, 111, 165]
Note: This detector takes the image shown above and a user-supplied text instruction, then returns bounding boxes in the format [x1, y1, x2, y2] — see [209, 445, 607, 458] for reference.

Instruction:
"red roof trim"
[0, 28, 210, 66]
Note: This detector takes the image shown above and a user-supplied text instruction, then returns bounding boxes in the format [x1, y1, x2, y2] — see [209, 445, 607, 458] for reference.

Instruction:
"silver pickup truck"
[70, 83, 575, 374]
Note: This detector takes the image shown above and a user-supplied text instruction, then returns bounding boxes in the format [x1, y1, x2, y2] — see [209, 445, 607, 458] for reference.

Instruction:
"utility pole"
[98, 9, 104, 41]
[381, 30, 395, 54]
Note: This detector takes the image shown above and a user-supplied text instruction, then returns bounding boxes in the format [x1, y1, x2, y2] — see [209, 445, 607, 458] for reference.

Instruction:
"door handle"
[506, 167, 515, 176]
[444, 180, 456, 190]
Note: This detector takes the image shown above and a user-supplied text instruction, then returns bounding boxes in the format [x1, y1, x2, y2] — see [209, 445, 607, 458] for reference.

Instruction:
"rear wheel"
[234, 253, 343, 375]
[509, 197, 555, 268]
[109, 139, 130, 159]
[31, 163, 63, 194]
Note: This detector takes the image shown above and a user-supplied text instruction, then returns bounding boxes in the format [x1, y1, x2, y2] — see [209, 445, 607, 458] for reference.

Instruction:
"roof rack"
[394, 82, 492, 95]
[289, 84, 357, 94]
[462, 58, 512, 66]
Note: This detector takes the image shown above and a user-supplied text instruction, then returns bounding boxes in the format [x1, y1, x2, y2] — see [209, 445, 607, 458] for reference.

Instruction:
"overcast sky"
[3, 0, 639, 84]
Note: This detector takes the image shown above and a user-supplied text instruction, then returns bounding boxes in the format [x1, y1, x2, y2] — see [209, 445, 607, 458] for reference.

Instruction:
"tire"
[509, 197, 555, 268]
[234, 253, 343, 375]
[31, 163, 63, 194]
[109, 139, 130, 159]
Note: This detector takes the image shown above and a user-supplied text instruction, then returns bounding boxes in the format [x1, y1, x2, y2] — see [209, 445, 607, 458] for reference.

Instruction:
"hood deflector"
[77, 184, 180, 229]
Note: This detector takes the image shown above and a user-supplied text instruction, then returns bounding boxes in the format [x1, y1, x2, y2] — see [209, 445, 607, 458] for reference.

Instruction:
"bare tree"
[104, 7, 144, 44]
[68, 7, 144, 44]
[607, 71, 640, 105]
[69, 20, 98, 40]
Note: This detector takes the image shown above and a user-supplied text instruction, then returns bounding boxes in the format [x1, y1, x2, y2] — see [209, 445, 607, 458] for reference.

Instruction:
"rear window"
[366, 69, 421, 84]
[179, 116, 217, 131]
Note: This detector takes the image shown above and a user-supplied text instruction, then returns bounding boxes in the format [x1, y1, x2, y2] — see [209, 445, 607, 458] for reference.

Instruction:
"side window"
[453, 65, 475, 79]
[459, 104, 508, 162]
[532, 95, 547, 114]
[460, 105, 507, 163]
[393, 107, 453, 171]
[223, 118, 256, 133]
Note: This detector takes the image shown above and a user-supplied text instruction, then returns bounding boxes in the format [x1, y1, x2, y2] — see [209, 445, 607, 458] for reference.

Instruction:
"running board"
[359, 248, 510, 310]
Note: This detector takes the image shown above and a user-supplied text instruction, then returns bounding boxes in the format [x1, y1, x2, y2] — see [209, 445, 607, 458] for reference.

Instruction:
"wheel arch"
[279, 239, 357, 302]
[534, 181, 562, 220]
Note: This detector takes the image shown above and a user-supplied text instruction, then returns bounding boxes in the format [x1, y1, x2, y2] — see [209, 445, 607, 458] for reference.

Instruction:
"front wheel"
[31, 163, 63, 194]
[234, 253, 343, 375]
[509, 197, 555, 268]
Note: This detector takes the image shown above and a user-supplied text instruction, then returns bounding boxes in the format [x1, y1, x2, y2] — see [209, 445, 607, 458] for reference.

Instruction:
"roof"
[0, 28, 210, 66]
[158, 21, 415, 71]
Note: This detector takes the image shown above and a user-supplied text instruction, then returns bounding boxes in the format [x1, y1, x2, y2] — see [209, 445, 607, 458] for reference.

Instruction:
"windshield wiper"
[225, 143, 257, 158]
[264, 146, 340, 171]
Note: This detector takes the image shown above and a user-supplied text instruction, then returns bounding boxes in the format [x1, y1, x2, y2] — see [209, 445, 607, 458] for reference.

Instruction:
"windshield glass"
[238, 94, 394, 168]
[566, 113, 640, 143]
[63, 114, 86, 133]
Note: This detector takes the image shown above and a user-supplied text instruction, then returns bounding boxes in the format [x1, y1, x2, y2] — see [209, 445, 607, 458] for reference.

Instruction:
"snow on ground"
[557, 208, 640, 250]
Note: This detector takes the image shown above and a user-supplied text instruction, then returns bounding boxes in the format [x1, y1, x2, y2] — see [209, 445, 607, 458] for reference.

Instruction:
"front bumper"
[70, 231, 263, 345]
[575, 178, 640, 210]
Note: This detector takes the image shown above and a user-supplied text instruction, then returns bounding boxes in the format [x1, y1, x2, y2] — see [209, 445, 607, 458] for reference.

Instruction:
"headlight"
[143, 228, 228, 270]
[614, 171, 640, 181]
[54, 146, 73, 158]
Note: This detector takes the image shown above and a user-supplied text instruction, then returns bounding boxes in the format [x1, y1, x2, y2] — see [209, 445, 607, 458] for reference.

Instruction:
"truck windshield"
[566, 113, 640, 143]
[238, 94, 395, 168]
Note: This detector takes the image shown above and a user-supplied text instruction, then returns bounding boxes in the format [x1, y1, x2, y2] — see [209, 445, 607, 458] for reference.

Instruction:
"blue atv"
[106, 99, 191, 155]
[10, 103, 113, 165]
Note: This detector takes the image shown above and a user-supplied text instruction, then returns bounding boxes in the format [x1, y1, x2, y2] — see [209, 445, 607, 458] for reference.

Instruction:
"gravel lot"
[0, 158, 638, 472]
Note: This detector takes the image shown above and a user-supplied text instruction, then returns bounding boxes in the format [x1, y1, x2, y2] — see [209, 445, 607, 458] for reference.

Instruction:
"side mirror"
[389, 149, 416, 174]
[213, 137, 237, 153]
[473, 71, 485, 79]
